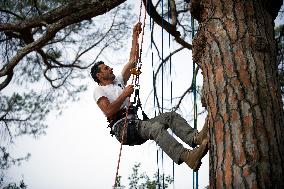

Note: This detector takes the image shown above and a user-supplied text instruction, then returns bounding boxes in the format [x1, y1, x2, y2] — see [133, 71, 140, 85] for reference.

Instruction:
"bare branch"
[0, 0, 130, 91]
[175, 36, 192, 49]
[154, 47, 184, 80]
[33, 0, 43, 15]
[0, 71, 13, 91]
[153, 47, 184, 112]
[0, 8, 23, 20]
[0, 25, 57, 79]
[142, 0, 180, 37]
[150, 21, 161, 59]
[169, 0, 178, 26]
[0, 0, 127, 32]
[37, 11, 120, 88]
[173, 65, 200, 111]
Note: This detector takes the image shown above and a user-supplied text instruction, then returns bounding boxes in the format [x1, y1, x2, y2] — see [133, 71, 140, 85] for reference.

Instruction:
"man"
[91, 23, 208, 171]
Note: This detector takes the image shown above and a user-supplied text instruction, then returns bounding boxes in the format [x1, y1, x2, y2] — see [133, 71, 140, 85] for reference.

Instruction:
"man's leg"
[139, 120, 185, 164]
[148, 112, 198, 147]
[138, 120, 208, 171]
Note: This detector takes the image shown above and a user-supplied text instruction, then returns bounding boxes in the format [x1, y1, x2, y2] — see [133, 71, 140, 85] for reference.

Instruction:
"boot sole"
[191, 143, 208, 172]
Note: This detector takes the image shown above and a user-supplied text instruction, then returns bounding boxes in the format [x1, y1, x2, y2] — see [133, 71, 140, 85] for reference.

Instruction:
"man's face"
[97, 64, 115, 82]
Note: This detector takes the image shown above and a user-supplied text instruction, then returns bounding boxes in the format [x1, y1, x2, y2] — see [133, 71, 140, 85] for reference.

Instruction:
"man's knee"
[150, 121, 165, 139]
[170, 111, 180, 117]
[162, 111, 181, 122]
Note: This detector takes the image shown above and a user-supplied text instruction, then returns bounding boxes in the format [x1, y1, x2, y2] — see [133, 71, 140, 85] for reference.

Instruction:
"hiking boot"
[193, 118, 208, 145]
[180, 139, 208, 171]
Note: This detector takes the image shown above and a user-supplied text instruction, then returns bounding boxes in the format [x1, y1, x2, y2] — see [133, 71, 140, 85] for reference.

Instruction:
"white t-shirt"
[93, 75, 130, 109]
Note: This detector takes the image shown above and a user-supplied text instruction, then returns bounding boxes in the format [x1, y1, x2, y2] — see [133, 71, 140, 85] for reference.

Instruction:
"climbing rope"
[161, 0, 165, 187]
[131, 0, 147, 88]
[168, 1, 175, 187]
[148, 4, 161, 188]
[191, 15, 199, 189]
[113, 1, 147, 188]
[113, 97, 131, 188]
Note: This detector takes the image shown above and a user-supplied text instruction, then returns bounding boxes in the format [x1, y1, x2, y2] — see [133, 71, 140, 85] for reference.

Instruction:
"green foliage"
[2, 180, 27, 189]
[114, 175, 125, 189]
[0, 0, 71, 18]
[0, 147, 31, 170]
[117, 162, 174, 189]
[117, 162, 207, 189]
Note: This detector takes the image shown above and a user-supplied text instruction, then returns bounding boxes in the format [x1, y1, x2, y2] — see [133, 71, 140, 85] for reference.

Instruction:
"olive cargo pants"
[113, 112, 197, 164]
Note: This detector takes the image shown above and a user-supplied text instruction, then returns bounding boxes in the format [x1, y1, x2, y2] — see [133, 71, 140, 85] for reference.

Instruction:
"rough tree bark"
[190, 0, 284, 188]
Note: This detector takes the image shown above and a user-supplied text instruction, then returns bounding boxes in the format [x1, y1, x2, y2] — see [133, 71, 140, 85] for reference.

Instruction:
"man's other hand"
[123, 85, 134, 97]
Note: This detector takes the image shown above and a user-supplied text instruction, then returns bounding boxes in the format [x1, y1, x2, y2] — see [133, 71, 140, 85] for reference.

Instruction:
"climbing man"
[91, 22, 208, 171]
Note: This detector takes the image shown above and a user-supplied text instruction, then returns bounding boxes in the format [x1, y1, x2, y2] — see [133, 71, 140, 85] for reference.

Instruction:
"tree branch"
[0, 8, 23, 20]
[142, 0, 180, 37]
[143, 0, 192, 49]
[169, 0, 178, 27]
[153, 47, 184, 112]
[0, 71, 13, 91]
[0, 0, 127, 32]
[0, 0, 128, 91]
[173, 65, 200, 111]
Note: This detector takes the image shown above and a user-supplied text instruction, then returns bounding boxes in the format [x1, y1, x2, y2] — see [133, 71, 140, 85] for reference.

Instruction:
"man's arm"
[97, 85, 134, 119]
[121, 22, 142, 84]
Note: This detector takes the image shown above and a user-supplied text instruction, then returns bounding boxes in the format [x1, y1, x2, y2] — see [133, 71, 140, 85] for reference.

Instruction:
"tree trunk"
[190, 0, 284, 188]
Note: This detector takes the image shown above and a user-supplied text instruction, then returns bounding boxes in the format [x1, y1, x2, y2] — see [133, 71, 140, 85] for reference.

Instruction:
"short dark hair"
[90, 61, 104, 83]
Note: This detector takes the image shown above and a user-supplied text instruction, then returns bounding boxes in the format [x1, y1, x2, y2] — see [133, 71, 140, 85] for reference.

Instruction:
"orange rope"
[134, 0, 147, 87]
[113, 98, 131, 188]
[113, 1, 147, 188]
[139, 1, 147, 64]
